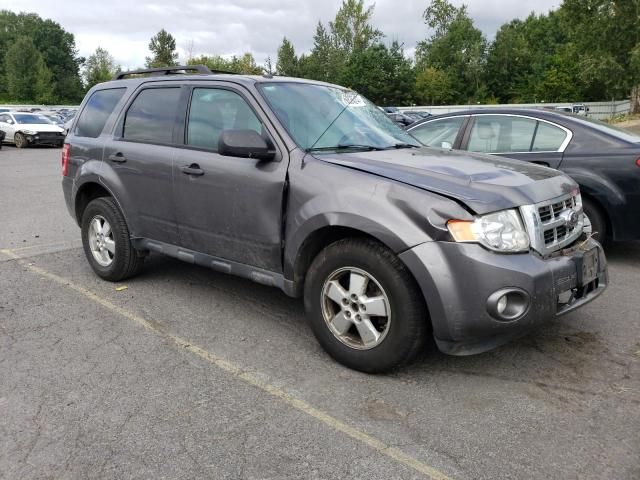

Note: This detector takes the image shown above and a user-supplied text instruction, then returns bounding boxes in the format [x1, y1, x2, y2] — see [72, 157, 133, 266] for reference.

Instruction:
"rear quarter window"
[74, 88, 126, 138]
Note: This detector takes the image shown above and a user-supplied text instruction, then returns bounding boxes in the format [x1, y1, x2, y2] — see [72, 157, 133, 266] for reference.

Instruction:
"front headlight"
[22, 129, 37, 135]
[447, 209, 530, 253]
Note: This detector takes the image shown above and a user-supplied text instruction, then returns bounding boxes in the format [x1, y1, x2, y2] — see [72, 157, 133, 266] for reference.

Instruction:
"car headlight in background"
[447, 209, 530, 253]
[21, 129, 37, 135]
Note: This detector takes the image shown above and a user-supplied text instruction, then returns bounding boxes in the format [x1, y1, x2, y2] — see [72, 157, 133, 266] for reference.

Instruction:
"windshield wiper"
[388, 143, 420, 149]
[306, 144, 386, 153]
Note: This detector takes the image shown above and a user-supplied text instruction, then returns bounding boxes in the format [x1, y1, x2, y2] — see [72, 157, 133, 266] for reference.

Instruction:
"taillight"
[61, 144, 70, 176]
[636, 158, 640, 168]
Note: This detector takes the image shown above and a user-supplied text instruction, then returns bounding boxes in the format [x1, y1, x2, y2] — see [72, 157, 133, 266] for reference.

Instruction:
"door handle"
[181, 164, 204, 176]
[108, 153, 127, 163]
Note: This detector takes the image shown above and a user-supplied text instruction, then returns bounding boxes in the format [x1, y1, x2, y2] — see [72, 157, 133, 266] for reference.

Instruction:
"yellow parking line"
[3, 241, 82, 253]
[0, 247, 452, 480]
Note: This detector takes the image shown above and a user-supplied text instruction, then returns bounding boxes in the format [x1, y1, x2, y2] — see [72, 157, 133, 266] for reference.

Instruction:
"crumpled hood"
[18, 123, 64, 133]
[315, 147, 577, 214]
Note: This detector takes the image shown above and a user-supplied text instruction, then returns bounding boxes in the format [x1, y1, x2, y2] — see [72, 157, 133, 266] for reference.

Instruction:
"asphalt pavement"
[1, 145, 638, 479]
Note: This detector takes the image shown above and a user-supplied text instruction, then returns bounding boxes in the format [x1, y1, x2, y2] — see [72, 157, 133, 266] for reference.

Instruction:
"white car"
[0, 112, 65, 148]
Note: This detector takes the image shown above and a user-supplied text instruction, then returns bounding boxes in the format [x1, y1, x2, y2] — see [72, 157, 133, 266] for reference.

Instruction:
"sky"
[4, 0, 561, 70]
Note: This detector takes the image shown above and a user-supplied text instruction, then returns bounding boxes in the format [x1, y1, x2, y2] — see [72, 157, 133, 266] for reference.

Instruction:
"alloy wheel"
[87, 215, 115, 267]
[321, 267, 391, 350]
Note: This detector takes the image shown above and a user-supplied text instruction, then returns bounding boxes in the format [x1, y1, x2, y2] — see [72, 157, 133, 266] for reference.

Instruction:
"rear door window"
[409, 117, 465, 147]
[74, 88, 126, 138]
[468, 115, 537, 153]
[123, 87, 181, 144]
[532, 122, 568, 151]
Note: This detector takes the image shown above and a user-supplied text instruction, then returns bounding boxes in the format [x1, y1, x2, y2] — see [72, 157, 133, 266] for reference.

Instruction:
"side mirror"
[218, 129, 275, 160]
[441, 141, 453, 150]
[6, 120, 13, 125]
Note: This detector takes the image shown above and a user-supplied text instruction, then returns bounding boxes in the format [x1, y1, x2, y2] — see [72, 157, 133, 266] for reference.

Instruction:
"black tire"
[582, 197, 607, 244]
[304, 238, 428, 373]
[81, 197, 143, 281]
[14, 132, 26, 148]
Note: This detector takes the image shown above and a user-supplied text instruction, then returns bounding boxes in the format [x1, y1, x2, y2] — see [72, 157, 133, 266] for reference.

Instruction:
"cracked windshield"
[259, 82, 420, 151]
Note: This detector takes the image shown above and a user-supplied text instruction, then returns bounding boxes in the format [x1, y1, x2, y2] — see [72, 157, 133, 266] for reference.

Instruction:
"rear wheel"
[14, 132, 26, 148]
[304, 238, 428, 373]
[582, 198, 607, 244]
[81, 197, 143, 281]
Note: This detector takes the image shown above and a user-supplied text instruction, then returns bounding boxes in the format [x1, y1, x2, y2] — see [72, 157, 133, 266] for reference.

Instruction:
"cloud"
[3, 0, 561, 69]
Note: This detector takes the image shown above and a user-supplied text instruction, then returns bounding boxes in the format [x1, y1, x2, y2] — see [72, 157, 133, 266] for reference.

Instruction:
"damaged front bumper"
[399, 236, 608, 356]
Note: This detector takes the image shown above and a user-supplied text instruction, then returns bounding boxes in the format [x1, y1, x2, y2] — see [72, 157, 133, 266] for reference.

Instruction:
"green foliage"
[416, 0, 487, 103]
[340, 42, 415, 105]
[276, 37, 298, 76]
[329, 0, 383, 54]
[145, 29, 178, 68]
[188, 53, 263, 75]
[4, 37, 47, 102]
[0, 10, 83, 103]
[84, 47, 119, 89]
[414, 67, 453, 105]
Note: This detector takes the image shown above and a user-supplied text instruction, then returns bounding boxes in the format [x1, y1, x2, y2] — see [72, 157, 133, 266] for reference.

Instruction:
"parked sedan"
[0, 112, 65, 148]
[407, 109, 640, 243]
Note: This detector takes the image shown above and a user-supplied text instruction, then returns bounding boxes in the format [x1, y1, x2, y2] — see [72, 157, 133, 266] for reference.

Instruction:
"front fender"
[283, 175, 473, 280]
[560, 166, 626, 238]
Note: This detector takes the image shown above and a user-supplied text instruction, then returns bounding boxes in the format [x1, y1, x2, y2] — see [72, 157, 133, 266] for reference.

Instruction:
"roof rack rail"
[112, 65, 218, 80]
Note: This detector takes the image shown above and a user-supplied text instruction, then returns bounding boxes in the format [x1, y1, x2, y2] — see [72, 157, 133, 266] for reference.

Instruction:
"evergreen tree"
[4, 36, 55, 103]
[276, 37, 298, 76]
[145, 29, 179, 68]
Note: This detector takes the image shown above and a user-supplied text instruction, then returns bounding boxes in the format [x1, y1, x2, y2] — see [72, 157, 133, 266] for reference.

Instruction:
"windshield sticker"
[340, 90, 366, 107]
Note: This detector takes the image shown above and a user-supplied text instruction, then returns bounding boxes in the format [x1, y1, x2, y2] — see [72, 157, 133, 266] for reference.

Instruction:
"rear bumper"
[399, 237, 608, 356]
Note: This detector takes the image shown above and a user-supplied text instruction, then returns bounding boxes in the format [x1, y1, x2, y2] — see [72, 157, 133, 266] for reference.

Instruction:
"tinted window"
[75, 88, 126, 138]
[468, 115, 537, 153]
[187, 88, 262, 151]
[123, 88, 181, 144]
[409, 117, 465, 147]
[532, 122, 567, 151]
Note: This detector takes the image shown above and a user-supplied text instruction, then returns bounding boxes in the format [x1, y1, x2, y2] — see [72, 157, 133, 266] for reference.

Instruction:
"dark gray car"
[61, 66, 607, 372]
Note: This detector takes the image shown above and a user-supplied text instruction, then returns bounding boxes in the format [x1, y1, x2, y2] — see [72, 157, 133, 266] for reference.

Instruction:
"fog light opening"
[487, 288, 530, 322]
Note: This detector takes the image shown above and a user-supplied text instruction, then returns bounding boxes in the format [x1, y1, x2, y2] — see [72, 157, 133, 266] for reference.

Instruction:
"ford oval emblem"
[560, 209, 580, 228]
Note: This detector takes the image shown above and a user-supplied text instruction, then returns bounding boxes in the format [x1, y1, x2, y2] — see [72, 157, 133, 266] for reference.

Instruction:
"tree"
[561, 0, 640, 106]
[304, 0, 385, 84]
[188, 53, 263, 74]
[329, 0, 383, 54]
[416, 0, 487, 103]
[276, 37, 298, 76]
[340, 41, 414, 105]
[414, 67, 453, 105]
[0, 10, 83, 102]
[4, 36, 55, 103]
[84, 47, 118, 89]
[145, 29, 178, 68]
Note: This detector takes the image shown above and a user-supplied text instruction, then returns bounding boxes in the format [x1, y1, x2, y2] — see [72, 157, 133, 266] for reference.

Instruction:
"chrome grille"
[520, 192, 584, 255]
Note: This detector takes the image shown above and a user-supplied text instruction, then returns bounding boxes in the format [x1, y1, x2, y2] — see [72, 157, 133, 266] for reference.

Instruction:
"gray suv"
[62, 66, 608, 372]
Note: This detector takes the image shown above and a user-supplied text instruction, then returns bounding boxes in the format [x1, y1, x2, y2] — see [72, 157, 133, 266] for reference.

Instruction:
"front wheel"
[304, 238, 428, 373]
[81, 197, 143, 281]
[14, 132, 27, 148]
[582, 198, 607, 244]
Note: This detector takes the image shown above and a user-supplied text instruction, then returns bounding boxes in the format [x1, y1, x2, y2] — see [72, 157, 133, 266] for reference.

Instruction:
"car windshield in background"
[258, 82, 420, 152]
[13, 114, 53, 125]
[570, 115, 640, 143]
